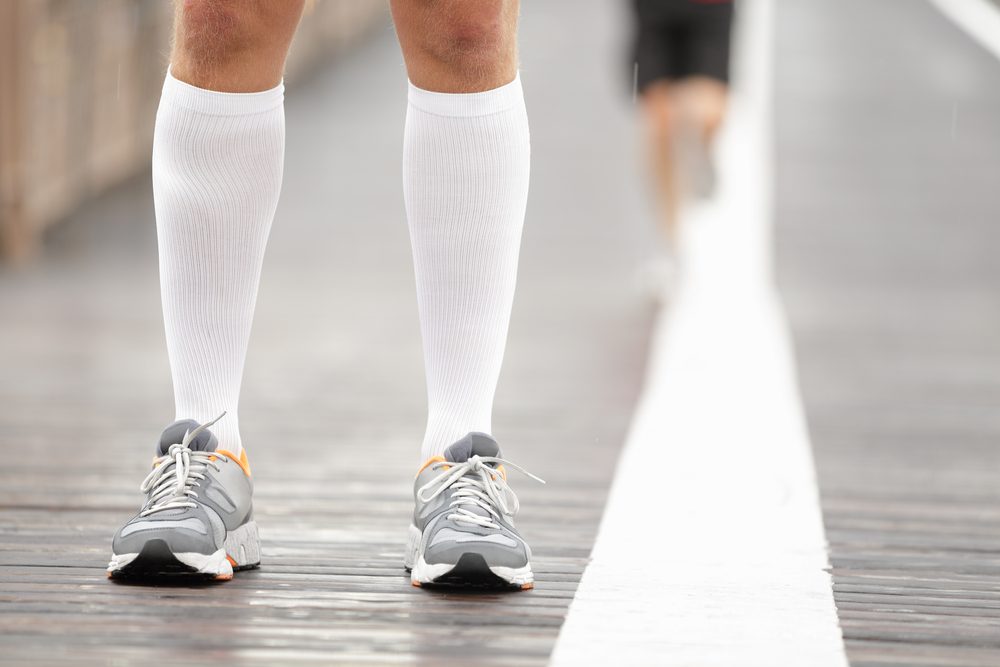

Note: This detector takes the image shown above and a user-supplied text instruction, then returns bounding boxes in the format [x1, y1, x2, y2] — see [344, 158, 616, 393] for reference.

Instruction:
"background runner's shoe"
[107, 415, 260, 580]
[405, 433, 543, 589]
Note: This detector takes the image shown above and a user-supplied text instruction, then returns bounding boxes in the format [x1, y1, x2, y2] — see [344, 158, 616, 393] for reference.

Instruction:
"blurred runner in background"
[632, 0, 733, 281]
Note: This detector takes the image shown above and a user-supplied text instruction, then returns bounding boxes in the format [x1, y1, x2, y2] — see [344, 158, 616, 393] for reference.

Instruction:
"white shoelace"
[138, 413, 226, 517]
[416, 456, 545, 529]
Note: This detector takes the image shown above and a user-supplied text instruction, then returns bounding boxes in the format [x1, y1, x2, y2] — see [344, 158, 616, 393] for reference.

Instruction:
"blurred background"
[0, 0, 387, 260]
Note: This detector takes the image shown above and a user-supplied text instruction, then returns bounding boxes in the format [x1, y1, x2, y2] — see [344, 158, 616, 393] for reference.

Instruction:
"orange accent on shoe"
[495, 464, 507, 480]
[412, 580, 422, 588]
[520, 582, 534, 590]
[214, 572, 234, 581]
[415, 455, 447, 477]
[217, 448, 252, 477]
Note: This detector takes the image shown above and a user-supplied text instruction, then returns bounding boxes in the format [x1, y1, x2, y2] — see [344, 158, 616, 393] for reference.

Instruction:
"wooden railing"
[0, 0, 388, 261]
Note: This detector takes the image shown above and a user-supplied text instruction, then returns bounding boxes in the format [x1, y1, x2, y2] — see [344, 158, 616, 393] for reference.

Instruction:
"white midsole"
[106, 552, 140, 571]
[405, 523, 533, 586]
[177, 548, 232, 576]
[108, 520, 260, 576]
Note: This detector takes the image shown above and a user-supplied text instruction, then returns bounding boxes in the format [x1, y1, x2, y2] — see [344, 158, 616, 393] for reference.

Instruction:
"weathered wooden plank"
[777, 0, 1000, 664]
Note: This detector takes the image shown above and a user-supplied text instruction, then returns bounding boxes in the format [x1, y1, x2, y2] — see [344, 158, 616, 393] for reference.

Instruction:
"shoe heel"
[404, 524, 421, 571]
[225, 520, 261, 569]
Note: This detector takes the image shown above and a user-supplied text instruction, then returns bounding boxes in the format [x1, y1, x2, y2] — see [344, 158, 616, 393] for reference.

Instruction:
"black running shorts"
[631, 0, 734, 92]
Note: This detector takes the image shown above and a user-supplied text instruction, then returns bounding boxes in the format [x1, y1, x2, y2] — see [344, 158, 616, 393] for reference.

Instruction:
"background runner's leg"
[641, 81, 683, 244]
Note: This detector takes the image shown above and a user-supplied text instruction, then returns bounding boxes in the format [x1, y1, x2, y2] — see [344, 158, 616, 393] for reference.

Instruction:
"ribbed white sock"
[152, 71, 285, 455]
[403, 75, 531, 459]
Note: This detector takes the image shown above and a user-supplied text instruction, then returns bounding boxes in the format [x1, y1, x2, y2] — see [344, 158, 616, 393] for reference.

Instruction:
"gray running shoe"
[107, 414, 260, 580]
[405, 433, 543, 589]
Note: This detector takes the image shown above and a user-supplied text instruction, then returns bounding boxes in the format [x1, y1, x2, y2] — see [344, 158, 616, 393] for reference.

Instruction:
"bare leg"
[108, 0, 307, 582]
[155, 0, 304, 453]
[393, 4, 539, 589]
[391, 0, 529, 459]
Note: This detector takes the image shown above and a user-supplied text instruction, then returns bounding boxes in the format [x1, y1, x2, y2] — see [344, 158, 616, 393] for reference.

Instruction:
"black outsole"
[108, 539, 258, 583]
[423, 552, 526, 590]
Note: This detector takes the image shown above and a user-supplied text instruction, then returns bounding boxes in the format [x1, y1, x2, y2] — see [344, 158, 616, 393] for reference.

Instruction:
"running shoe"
[405, 432, 543, 589]
[107, 414, 260, 580]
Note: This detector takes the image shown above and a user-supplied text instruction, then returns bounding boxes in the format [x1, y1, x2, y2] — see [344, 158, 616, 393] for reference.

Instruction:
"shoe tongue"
[157, 419, 219, 456]
[443, 432, 501, 463]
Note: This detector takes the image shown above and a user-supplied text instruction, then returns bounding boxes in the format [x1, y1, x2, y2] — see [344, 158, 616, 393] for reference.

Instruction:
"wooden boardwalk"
[0, 2, 651, 665]
[777, 0, 1000, 665]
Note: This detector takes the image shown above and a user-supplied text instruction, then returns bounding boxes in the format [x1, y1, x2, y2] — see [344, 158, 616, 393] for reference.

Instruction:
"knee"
[642, 86, 676, 140]
[681, 80, 727, 139]
[175, 1, 249, 66]
[439, 5, 507, 57]
[693, 99, 726, 141]
[421, 1, 518, 82]
[174, 0, 302, 70]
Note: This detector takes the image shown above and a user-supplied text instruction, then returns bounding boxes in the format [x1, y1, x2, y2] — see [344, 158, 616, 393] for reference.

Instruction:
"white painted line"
[927, 0, 1000, 62]
[549, 0, 848, 664]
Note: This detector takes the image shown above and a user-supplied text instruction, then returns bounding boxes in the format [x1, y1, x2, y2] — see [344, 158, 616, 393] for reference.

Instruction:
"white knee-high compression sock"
[403, 75, 531, 459]
[152, 70, 285, 455]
